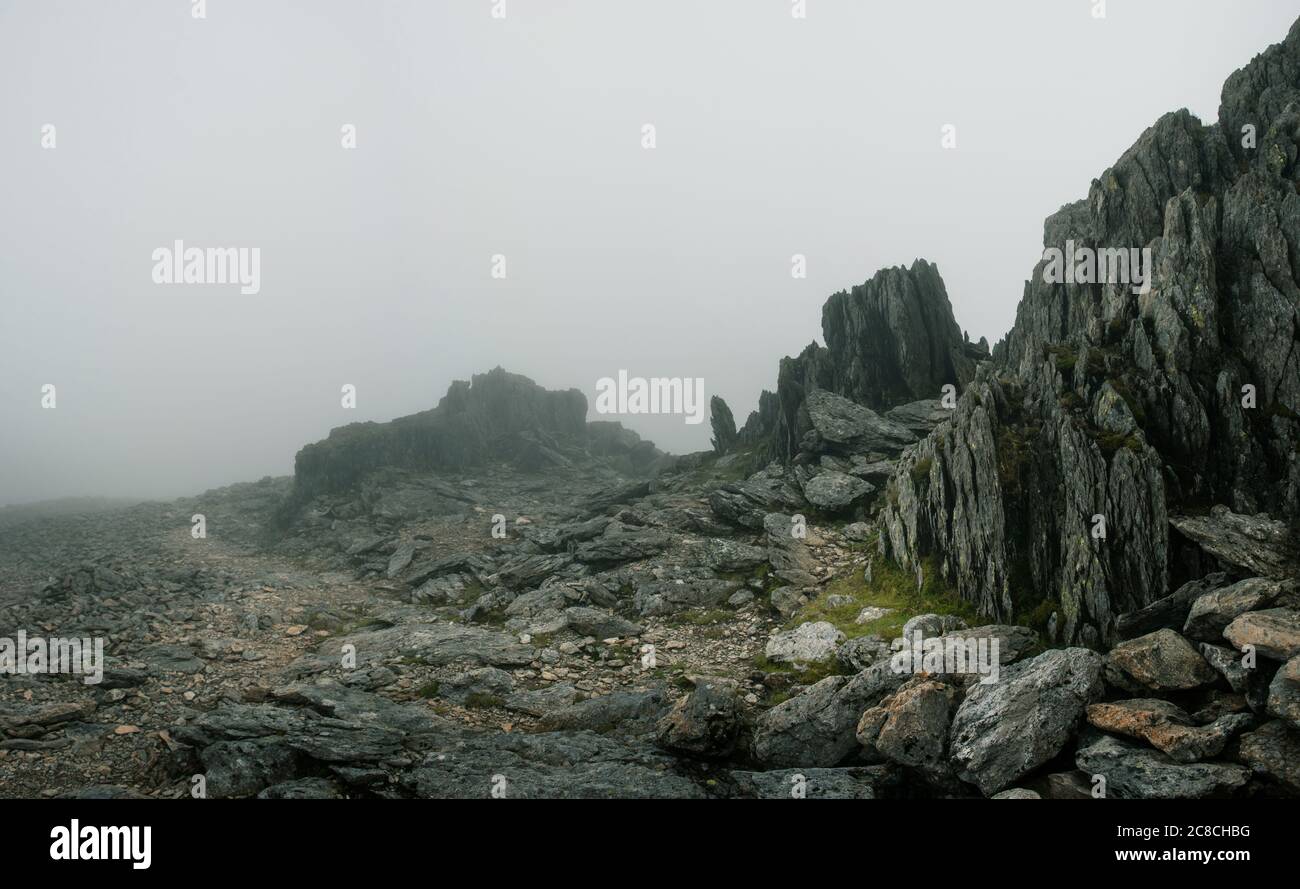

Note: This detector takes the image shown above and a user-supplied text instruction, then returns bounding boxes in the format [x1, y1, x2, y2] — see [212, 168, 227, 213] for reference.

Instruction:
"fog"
[1, 0, 1294, 505]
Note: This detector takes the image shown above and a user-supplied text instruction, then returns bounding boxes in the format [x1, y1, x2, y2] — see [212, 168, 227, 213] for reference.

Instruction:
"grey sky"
[2, 0, 1295, 505]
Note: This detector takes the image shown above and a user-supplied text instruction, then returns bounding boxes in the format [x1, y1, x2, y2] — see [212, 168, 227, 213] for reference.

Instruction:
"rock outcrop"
[739, 260, 985, 463]
[880, 20, 1300, 645]
[282, 367, 664, 511]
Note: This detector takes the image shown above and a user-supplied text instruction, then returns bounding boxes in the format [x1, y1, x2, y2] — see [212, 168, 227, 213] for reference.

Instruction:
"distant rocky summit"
[286, 367, 664, 506]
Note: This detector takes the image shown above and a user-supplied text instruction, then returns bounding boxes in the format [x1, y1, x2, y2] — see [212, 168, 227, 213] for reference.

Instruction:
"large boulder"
[801, 389, 917, 457]
[1116, 573, 1229, 640]
[1236, 720, 1300, 794]
[752, 661, 906, 768]
[1105, 629, 1217, 691]
[802, 471, 874, 511]
[857, 677, 958, 770]
[1267, 655, 1300, 730]
[654, 679, 743, 757]
[1171, 507, 1299, 579]
[1183, 577, 1285, 641]
[1224, 608, 1300, 661]
[948, 648, 1104, 795]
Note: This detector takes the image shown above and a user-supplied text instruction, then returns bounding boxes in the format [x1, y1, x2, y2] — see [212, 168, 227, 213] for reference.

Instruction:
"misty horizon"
[4, 0, 1297, 506]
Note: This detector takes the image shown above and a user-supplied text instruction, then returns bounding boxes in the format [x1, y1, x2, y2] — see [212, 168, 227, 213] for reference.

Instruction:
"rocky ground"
[1, 387, 1297, 799]
[5, 13, 1300, 802]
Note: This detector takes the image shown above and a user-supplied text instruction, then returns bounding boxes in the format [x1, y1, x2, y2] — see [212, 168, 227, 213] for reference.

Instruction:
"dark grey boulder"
[1075, 734, 1250, 799]
[1184, 577, 1285, 641]
[1171, 507, 1298, 579]
[1105, 629, 1217, 691]
[654, 679, 743, 757]
[802, 470, 874, 511]
[948, 648, 1104, 795]
[751, 661, 906, 768]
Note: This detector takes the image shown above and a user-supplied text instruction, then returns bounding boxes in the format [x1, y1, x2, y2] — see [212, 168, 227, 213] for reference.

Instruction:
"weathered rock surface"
[858, 677, 958, 770]
[1105, 629, 1217, 691]
[764, 621, 844, 666]
[751, 662, 906, 768]
[1236, 720, 1300, 794]
[1116, 574, 1229, 640]
[802, 470, 873, 511]
[1224, 608, 1300, 661]
[1075, 734, 1250, 799]
[738, 260, 981, 463]
[1171, 508, 1299, 579]
[654, 679, 743, 757]
[948, 648, 1104, 796]
[1183, 577, 1284, 641]
[1267, 655, 1300, 729]
[800, 390, 917, 458]
[1085, 699, 1251, 763]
